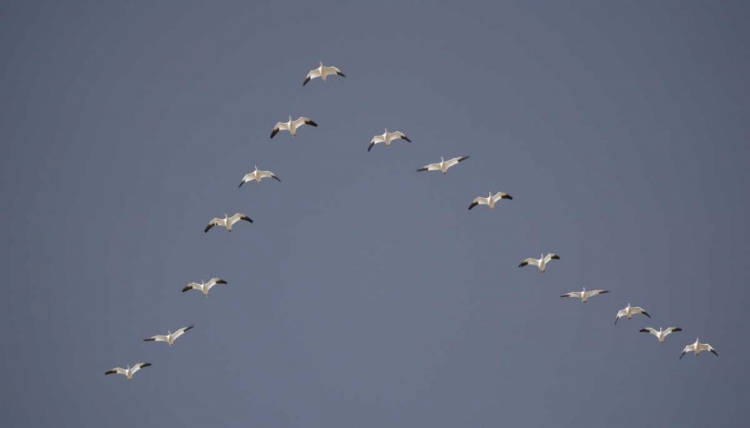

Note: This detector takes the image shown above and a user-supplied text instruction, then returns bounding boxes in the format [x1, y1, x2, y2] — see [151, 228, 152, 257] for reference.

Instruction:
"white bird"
[270, 116, 318, 138]
[143, 325, 194, 347]
[239, 166, 281, 187]
[518, 253, 560, 273]
[614, 303, 651, 324]
[639, 326, 682, 343]
[679, 338, 718, 359]
[204, 213, 253, 233]
[560, 287, 609, 303]
[104, 362, 152, 380]
[367, 129, 411, 152]
[182, 278, 228, 297]
[303, 62, 346, 86]
[468, 191, 513, 210]
[416, 156, 470, 174]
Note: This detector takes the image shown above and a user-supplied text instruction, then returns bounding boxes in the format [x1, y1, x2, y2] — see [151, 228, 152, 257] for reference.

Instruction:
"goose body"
[104, 362, 151, 380]
[416, 156, 469, 174]
[303, 62, 346, 86]
[560, 287, 609, 303]
[204, 213, 253, 233]
[270, 116, 318, 138]
[518, 253, 560, 273]
[367, 129, 411, 151]
[182, 278, 227, 297]
[614, 303, 651, 324]
[144, 325, 194, 347]
[680, 338, 718, 359]
[239, 166, 281, 187]
[468, 191, 513, 210]
[639, 326, 682, 343]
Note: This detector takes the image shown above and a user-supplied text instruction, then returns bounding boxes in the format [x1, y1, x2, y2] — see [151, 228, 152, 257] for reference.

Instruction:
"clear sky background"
[1, 1, 749, 427]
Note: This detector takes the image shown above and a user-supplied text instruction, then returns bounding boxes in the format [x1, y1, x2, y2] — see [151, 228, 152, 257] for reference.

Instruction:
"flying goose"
[639, 327, 682, 343]
[144, 325, 194, 347]
[204, 213, 253, 233]
[468, 191, 513, 210]
[104, 362, 152, 380]
[367, 129, 411, 151]
[614, 303, 651, 324]
[560, 287, 609, 303]
[416, 156, 470, 174]
[518, 253, 560, 273]
[239, 166, 281, 187]
[270, 116, 318, 138]
[679, 338, 718, 359]
[303, 62, 346, 86]
[182, 278, 227, 297]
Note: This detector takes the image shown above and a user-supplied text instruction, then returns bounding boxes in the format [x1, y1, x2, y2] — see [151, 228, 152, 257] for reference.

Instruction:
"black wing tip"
[104, 370, 116, 375]
[551, 255, 561, 260]
[306, 120, 318, 127]
[711, 350, 718, 356]
[679, 353, 685, 360]
[203, 226, 211, 233]
[141, 363, 152, 368]
[242, 216, 253, 223]
[143, 338, 155, 341]
[337, 72, 346, 77]
[403, 136, 412, 142]
[673, 327, 683, 331]
[367, 143, 374, 152]
[416, 167, 427, 172]
[643, 312, 652, 318]
[468, 202, 478, 210]
[560, 294, 569, 298]
[459, 156, 470, 162]
[216, 279, 227, 284]
[302, 77, 310, 86]
[181, 286, 191, 292]
[238, 181, 244, 188]
[270, 130, 278, 139]
[639, 329, 649, 332]
[272, 175, 281, 182]
[504, 194, 513, 200]
[518, 262, 528, 267]
[185, 325, 194, 331]
[599, 290, 610, 294]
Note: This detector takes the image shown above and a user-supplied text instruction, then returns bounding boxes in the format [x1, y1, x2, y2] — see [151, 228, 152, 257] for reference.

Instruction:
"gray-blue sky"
[1, 1, 749, 427]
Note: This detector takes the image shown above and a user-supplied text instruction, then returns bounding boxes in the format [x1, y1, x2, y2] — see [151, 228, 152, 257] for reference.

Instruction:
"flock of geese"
[104, 61, 718, 381]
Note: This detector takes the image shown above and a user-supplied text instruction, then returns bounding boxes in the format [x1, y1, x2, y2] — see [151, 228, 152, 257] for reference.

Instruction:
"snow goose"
[518, 253, 560, 273]
[239, 166, 281, 187]
[367, 129, 411, 151]
[639, 327, 682, 343]
[204, 213, 253, 233]
[270, 116, 318, 138]
[182, 278, 227, 297]
[560, 287, 609, 303]
[416, 156, 469, 174]
[303, 62, 346, 86]
[614, 303, 651, 324]
[104, 362, 151, 380]
[144, 325, 194, 347]
[679, 338, 718, 359]
[468, 191, 513, 210]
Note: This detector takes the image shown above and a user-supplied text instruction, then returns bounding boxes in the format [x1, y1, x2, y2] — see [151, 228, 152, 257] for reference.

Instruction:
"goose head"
[288, 115, 292, 123]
